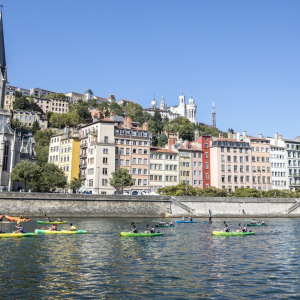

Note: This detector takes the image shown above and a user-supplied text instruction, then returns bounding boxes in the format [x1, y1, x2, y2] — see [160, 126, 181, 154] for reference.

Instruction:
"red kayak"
[5, 215, 31, 222]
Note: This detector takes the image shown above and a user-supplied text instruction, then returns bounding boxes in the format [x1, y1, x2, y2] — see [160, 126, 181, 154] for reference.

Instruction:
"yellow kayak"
[35, 229, 87, 235]
[0, 233, 36, 238]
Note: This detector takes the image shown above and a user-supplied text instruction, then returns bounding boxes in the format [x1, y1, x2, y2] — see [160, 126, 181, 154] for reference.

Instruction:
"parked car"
[83, 191, 92, 194]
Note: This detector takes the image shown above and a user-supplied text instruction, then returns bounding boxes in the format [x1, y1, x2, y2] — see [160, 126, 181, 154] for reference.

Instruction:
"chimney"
[233, 133, 237, 139]
[184, 140, 189, 148]
[237, 132, 240, 141]
[168, 137, 176, 150]
[279, 135, 283, 140]
[110, 111, 114, 117]
[124, 117, 127, 128]
[64, 126, 69, 139]
[242, 131, 247, 139]
[228, 131, 233, 139]
[274, 133, 278, 141]
[142, 122, 148, 131]
[98, 112, 104, 119]
[127, 117, 132, 128]
[194, 130, 199, 141]
[259, 134, 264, 139]
[219, 133, 223, 138]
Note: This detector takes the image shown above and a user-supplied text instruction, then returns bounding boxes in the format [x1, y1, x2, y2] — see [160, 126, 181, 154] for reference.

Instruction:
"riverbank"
[1, 193, 300, 217]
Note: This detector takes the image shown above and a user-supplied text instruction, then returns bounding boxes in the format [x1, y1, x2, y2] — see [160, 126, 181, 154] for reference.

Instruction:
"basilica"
[144, 92, 197, 124]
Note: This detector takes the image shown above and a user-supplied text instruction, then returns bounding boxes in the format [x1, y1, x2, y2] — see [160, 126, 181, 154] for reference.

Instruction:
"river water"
[0, 217, 299, 299]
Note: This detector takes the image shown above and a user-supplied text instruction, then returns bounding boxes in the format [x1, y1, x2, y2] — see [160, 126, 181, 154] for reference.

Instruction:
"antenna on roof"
[182, 87, 183, 95]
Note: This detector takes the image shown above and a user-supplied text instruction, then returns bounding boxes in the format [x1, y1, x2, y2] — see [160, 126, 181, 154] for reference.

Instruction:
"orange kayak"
[5, 215, 31, 222]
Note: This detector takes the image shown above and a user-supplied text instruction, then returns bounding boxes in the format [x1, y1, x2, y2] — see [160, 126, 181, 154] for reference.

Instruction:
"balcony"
[91, 140, 115, 146]
[80, 163, 87, 168]
[80, 152, 87, 158]
[80, 143, 88, 149]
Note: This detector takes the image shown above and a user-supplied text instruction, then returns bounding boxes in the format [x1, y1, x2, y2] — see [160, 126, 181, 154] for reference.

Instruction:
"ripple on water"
[1, 217, 300, 298]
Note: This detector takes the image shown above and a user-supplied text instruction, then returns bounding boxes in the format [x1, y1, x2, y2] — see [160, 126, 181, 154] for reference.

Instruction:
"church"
[144, 91, 197, 124]
[0, 7, 21, 191]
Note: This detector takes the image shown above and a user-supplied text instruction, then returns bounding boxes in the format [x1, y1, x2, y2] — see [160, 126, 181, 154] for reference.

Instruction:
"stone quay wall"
[0, 193, 299, 217]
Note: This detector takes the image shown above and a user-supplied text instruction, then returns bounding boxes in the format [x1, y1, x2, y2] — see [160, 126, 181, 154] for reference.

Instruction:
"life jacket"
[150, 228, 155, 233]
[19, 227, 24, 233]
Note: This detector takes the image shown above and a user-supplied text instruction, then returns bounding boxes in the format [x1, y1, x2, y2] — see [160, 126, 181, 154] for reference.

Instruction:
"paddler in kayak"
[19, 213, 25, 220]
[49, 224, 58, 231]
[209, 212, 212, 223]
[0, 213, 2, 222]
[242, 225, 247, 232]
[158, 219, 165, 225]
[46, 217, 52, 222]
[168, 221, 173, 226]
[251, 219, 257, 224]
[14, 224, 24, 233]
[57, 216, 63, 222]
[181, 216, 185, 221]
[223, 224, 229, 232]
[188, 217, 193, 221]
[69, 223, 76, 231]
[260, 220, 265, 225]
[131, 225, 138, 233]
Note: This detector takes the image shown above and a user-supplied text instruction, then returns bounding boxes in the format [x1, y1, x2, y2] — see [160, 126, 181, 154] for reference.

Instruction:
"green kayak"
[212, 231, 255, 236]
[247, 223, 268, 226]
[37, 221, 68, 224]
[120, 232, 163, 237]
[155, 224, 175, 227]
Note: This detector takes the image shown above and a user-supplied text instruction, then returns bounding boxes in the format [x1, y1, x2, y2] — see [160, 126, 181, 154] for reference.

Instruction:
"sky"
[3, 1, 300, 139]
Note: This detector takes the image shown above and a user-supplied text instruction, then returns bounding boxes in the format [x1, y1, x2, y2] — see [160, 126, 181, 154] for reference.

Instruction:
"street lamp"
[97, 167, 100, 195]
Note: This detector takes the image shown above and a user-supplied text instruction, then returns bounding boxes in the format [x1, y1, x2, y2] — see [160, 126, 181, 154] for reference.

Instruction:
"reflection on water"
[0, 218, 300, 298]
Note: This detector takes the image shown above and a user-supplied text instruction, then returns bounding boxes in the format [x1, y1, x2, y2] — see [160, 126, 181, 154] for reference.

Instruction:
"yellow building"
[4, 91, 15, 111]
[59, 135, 81, 185]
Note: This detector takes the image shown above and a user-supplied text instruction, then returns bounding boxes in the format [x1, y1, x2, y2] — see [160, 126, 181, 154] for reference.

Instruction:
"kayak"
[120, 232, 163, 237]
[0, 233, 36, 238]
[37, 221, 68, 224]
[35, 229, 87, 235]
[5, 216, 30, 222]
[212, 231, 255, 236]
[155, 224, 175, 227]
[175, 220, 196, 223]
[247, 223, 268, 226]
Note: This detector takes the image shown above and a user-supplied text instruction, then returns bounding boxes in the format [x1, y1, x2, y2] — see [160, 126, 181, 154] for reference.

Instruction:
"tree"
[34, 129, 55, 147]
[195, 186, 228, 197]
[110, 102, 124, 116]
[97, 101, 110, 111]
[50, 113, 64, 128]
[69, 177, 83, 192]
[109, 168, 134, 194]
[158, 183, 196, 196]
[31, 120, 41, 135]
[40, 163, 67, 192]
[233, 187, 261, 198]
[46, 93, 66, 99]
[10, 161, 42, 190]
[35, 146, 49, 167]
[123, 103, 145, 125]
[159, 133, 168, 146]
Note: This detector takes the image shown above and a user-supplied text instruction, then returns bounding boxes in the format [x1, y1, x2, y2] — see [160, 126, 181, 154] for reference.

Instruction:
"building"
[6, 85, 30, 96]
[79, 116, 116, 194]
[114, 117, 150, 194]
[65, 89, 108, 104]
[150, 147, 179, 193]
[34, 97, 69, 114]
[248, 135, 272, 191]
[58, 128, 80, 186]
[145, 92, 197, 124]
[267, 133, 287, 190]
[117, 99, 134, 106]
[49, 133, 64, 165]
[30, 87, 56, 98]
[4, 89, 14, 111]
[13, 110, 48, 129]
[210, 137, 252, 192]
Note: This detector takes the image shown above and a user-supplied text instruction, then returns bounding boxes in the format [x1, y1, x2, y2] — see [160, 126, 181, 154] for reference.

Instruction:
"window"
[102, 168, 108, 175]
[102, 179, 108, 186]
[103, 157, 108, 164]
[205, 163, 209, 169]
[126, 148, 130, 156]
[88, 179, 93, 187]
[221, 164, 225, 172]
[228, 165, 231, 172]
[115, 159, 118, 165]
[132, 158, 137, 164]
[205, 173, 209, 180]
[132, 168, 136, 174]
[103, 149, 108, 154]
[222, 175, 225, 183]
[2, 142, 9, 171]
[205, 152, 208, 158]
[143, 179, 147, 186]
[234, 156, 237, 163]
[221, 155, 225, 162]
[227, 156, 231, 162]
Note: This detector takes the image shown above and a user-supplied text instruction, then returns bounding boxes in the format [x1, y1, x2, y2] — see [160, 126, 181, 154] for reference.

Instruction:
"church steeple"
[0, 6, 7, 110]
[212, 102, 216, 128]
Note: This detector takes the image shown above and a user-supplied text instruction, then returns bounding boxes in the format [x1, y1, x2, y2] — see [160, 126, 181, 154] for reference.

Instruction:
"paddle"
[244, 219, 248, 222]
